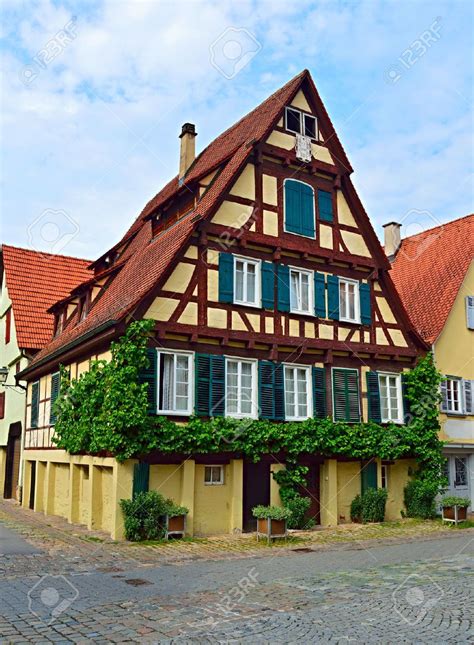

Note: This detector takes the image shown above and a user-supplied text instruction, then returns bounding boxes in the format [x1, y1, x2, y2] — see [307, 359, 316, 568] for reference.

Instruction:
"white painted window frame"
[289, 266, 314, 316]
[378, 372, 404, 424]
[225, 357, 258, 420]
[283, 363, 312, 421]
[156, 349, 194, 416]
[339, 278, 361, 324]
[444, 377, 464, 415]
[284, 106, 318, 141]
[204, 465, 224, 485]
[233, 255, 261, 308]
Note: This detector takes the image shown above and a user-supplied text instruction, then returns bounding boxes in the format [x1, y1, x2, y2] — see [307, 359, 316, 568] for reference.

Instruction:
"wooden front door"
[243, 461, 270, 532]
[299, 463, 320, 526]
[4, 423, 21, 500]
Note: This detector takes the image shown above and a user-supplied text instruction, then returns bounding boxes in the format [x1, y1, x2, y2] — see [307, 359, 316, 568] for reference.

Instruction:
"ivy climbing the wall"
[53, 320, 446, 494]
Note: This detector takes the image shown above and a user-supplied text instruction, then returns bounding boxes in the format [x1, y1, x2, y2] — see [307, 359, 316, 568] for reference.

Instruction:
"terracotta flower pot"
[443, 505, 467, 521]
[168, 514, 186, 532]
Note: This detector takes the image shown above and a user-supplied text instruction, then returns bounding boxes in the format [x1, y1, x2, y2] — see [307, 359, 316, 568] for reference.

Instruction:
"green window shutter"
[210, 355, 225, 417]
[401, 373, 411, 421]
[133, 463, 150, 498]
[195, 353, 211, 416]
[284, 180, 315, 237]
[139, 348, 157, 414]
[361, 461, 377, 494]
[314, 272, 326, 318]
[261, 262, 275, 310]
[312, 367, 327, 418]
[359, 283, 371, 325]
[31, 381, 39, 429]
[327, 274, 339, 320]
[218, 253, 234, 303]
[366, 372, 381, 422]
[277, 264, 290, 312]
[333, 368, 360, 422]
[49, 372, 60, 425]
[259, 361, 284, 420]
[318, 189, 333, 222]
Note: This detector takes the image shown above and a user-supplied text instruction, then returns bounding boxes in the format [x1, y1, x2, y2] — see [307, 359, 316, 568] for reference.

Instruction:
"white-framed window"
[442, 377, 463, 414]
[378, 373, 403, 423]
[290, 268, 314, 315]
[204, 465, 224, 485]
[284, 364, 312, 420]
[285, 106, 318, 140]
[225, 358, 257, 419]
[381, 464, 389, 490]
[157, 350, 193, 415]
[339, 278, 360, 324]
[234, 256, 261, 308]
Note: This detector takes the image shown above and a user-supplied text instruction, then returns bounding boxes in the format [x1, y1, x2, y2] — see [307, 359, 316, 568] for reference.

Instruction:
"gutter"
[17, 320, 117, 381]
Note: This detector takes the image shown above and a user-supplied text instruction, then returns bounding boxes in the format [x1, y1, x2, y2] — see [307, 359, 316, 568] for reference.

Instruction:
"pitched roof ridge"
[1, 243, 91, 264]
[400, 212, 474, 243]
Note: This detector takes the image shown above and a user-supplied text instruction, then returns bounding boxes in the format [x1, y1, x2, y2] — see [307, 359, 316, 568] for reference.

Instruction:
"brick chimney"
[179, 123, 197, 181]
[383, 222, 401, 260]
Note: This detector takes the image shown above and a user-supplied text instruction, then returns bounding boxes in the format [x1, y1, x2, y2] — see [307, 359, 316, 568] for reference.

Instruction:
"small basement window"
[204, 465, 224, 485]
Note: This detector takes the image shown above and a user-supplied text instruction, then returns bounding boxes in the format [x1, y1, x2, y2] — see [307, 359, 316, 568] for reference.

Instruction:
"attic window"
[79, 296, 88, 322]
[285, 107, 318, 141]
[55, 312, 64, 336]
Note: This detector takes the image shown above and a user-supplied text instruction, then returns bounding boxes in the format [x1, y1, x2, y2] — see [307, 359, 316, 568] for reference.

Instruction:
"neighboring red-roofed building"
[0, 245, 91, 500]
[386, 215, 474, 511]
[17, 70, 428, 538]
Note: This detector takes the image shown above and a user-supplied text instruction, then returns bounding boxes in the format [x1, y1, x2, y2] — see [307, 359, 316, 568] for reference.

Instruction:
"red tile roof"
[1, 245, 91, 350]
[389, 214, 474, 343]
[23, 69, 359, 373]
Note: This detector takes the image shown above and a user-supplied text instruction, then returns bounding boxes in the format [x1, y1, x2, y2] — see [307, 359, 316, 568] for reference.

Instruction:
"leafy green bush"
[350, 489, 388, 523]
[252, 505, 292, 521]
[284, 491, 314, 529]
[166, 503, 189, 516]
[441, 496, 470, 508]
[361, 488, 388, 522]
[120, 491, 169, 541]
[403, 479, 438, 519]
[350, 494, 363, 522]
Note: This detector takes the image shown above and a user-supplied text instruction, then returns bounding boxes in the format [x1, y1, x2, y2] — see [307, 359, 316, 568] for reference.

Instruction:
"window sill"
[233, 300, 261, 309]
[339, 318, 362, 326]
[444, 412, 468, 417]
[283, 228, 316, 240]
[285, 416, 311, 422]
[289, 309, 315, 318]
[156, 410, 192, 417]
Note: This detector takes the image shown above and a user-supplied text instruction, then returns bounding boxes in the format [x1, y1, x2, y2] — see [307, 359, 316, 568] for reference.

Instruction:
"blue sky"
[1, 0, 472, 260]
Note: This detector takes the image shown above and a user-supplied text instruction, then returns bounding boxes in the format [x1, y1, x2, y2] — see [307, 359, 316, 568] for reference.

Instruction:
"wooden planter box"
[256, 517, 287, 542]
[442, 505, 467, 524]
[165, 514, 186, 539]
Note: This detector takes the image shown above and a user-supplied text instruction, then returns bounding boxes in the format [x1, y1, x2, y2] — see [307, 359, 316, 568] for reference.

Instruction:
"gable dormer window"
[54, 311, 64, 336]
[79, 296, 88, 322]
[285, 107, 318, 141]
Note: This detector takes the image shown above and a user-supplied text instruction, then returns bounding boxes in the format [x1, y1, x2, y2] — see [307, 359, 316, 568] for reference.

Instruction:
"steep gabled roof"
[390, 214, 474, 344]
[1, 245, 91, 350]
[23, 68, 387, 375]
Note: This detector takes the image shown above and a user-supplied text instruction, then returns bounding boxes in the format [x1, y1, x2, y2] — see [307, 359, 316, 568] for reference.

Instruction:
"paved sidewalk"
[0, 522, 40, 555]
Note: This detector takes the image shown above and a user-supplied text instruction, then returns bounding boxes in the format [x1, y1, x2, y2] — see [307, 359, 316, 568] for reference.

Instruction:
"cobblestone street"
[1, 501, 473, 643]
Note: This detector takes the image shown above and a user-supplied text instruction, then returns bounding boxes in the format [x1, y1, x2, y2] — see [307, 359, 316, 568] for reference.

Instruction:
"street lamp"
[0, 366, 8, 385]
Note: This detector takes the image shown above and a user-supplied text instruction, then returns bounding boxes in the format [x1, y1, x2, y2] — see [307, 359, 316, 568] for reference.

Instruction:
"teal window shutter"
[261, 262, 275, 310]
[361, 461, 377, 494]
[318, 189, 333, 222]
[259, 361, 284, 420]
[218, 253, 234, 303]
[314, 272, 326, 318]
[401, 373, 411, 421]
[49, 372, 60, 425]
[133, 463, 150, 498]
[327, 275, 339, 320]
[333, 368, 360, 422]
[312, 367, 327, 418]
[284, 180, 315, 237]
[366, 372, 381, 422]
[277, 264, 290, 312]
[359, 283, 371, 325]
[139, 348, 157, 414]
[31, 381, 39, 429]
[210, 355, 225, 416]
[195, 353, 211, 416]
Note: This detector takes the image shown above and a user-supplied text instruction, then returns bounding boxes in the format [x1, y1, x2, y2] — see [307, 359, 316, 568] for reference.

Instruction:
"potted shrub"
[164, 502, 189, 539]
[252, 505, 292, 542]
[441, 496, 470, 523]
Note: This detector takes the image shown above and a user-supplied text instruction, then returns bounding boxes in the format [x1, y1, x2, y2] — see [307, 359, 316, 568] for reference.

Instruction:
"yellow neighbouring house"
[387, 214, 474, 510]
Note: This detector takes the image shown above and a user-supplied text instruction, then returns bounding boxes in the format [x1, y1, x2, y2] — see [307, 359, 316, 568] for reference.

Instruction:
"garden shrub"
[403, 479, 438, 519]
[252, 505, 292, 521]
[441, 496, 470, 508]
[350, 489, 388, 523]
[120, 491, 169, 541]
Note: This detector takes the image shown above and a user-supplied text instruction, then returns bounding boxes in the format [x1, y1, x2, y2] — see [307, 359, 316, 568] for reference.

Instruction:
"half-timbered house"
[19, 70, 427, 538]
